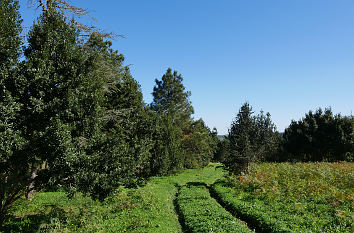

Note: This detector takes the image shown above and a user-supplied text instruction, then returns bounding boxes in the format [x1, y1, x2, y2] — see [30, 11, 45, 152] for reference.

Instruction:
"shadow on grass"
[3, 214, 51, 233]
[173, 183, 190, 233]
[185, 182, 208, 188]
[3, 206, 67, 233]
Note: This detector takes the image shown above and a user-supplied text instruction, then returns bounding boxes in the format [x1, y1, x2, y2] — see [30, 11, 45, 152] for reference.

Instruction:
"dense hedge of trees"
[282, 108, 353, 162]
[0, 0, 216, 227]
[219, 103, 353, 175]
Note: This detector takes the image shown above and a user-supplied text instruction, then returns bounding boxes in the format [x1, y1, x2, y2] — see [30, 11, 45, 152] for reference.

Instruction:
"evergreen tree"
[0, 0, 28, 227]
[214, 138, 230, 163]
[46, 33, 154, 200]
[226, 102, 254, 173]
[21, 3, 154, 201]
[151, 68, 194, 129]
[97, 34, 154, 190]
[150, 68, 193, 172]
[283, 108, 353, 161]
[225, 102, 279, 174]
[150, 68, 215, 171]
[182, 119, 217, 168]
[254, 111, 281, 161]
[21, 8, 88, 193]
[150, 112, 183, 175]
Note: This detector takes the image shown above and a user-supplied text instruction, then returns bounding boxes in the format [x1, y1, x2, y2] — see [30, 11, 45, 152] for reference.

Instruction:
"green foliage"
[214, 138, 230, 163]
[64, 34, 154, 199]
[177, 183, 253, 233]
[0, 0, 22, 68]
[20, 9, 154, 201]
[0, 0, 30, 228]
[182, 119, 217, 168]
[225, 102, 279, 174]
[151, 68, 194, 127]
[150, 112, 183, 175]
[150, 68, 216, 172]
[212, 162, 354, 233]
[282, 108, 353, 162]
[22, 9, 103, 199]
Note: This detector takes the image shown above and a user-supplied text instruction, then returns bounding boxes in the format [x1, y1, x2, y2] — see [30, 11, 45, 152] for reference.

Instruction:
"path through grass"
[4, 163, 225, 232]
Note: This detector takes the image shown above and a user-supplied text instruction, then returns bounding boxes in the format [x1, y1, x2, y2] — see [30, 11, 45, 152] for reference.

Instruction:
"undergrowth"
[212, 162, 353, 233]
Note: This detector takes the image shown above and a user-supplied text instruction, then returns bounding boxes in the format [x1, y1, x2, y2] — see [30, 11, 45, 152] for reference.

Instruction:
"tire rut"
[174, 182, 256, 233]
[208, 184, 259, 233]
[173, 184, 190, 233]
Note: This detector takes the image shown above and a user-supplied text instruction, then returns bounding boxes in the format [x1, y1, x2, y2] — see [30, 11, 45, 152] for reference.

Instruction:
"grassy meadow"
[3, 164, 225, 233]
[3, 162, 353, 232]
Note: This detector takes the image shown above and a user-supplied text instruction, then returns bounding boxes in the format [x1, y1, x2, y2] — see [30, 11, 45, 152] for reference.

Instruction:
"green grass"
[211, 162, 354, 233]
[177, 182, 253, 233]
[5, 162, 352, 232]
[4, 163, 226, 233]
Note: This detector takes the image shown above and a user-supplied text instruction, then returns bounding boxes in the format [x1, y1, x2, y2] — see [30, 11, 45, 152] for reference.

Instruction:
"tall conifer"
[0, 0, 28, 227]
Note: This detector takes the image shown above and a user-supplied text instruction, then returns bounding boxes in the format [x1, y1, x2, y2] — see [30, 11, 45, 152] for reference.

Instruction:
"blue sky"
[19, 0, 354, 134]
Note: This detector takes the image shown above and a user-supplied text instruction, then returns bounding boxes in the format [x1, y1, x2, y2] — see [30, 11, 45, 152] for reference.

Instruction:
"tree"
[20, 8, 133, 201]
[254, 111, 281, 161]
[151, 68, 194, 129]
[214, 138, 230, 163]
[97, 36, 154, 190]
[225, 102, 279, 174]
[282, 108, 353, 161]
[21, 8, 88, 194]
[226, 102, 254, 173]
[150, 68, 216, 171]
[0, 0, 28, 228]
[150, 68, 193, 172]
[181, 119, 217, 168]
[149, 112, 183, 175]
[29, 0, 115, 38]
[23, 12, 153, 200]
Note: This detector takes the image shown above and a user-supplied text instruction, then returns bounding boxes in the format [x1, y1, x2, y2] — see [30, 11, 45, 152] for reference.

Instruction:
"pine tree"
[254, 111, 280, 161]
[226, 102, 254, 173]
[151, 68, 217, 171]
[225, 102, 279, 173]
[150, 68, 194, 172]
[151, 68, 194, 129]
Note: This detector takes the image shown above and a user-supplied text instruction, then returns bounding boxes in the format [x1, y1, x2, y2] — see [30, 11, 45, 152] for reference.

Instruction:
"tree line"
[217, 102, 353, 174]
[0, 0, 217, 227]
[1, 0, 353, 228]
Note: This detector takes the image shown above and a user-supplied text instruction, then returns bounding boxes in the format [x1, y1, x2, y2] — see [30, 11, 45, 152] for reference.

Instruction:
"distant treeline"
[215, 102, 353, 174]
[0, 0, 218, 227]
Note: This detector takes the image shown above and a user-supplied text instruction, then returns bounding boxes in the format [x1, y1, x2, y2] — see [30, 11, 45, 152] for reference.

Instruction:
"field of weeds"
[212, 162, 353, 232]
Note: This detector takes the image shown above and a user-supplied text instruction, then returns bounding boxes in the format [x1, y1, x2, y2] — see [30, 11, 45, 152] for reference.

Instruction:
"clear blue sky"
[19, 0, 354, 134]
